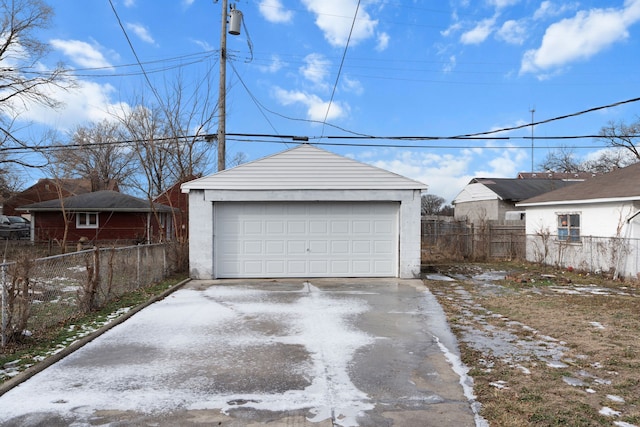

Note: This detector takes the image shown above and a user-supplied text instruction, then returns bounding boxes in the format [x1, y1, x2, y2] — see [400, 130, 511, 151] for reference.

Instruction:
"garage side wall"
[188, 189, 214, 279]
[187, 189, 422, 279]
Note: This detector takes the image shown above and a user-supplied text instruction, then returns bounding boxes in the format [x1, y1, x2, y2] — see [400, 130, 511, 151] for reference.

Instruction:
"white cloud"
[376, 32, 389, 51]
[300, 53, 331, 86]
[341, 75, 363, 95]
[460, 17, 495, 44]
[125, 22, 155, 44]
[9, 79, 130, 131]
[301, 0, 378, 47]
[258, 54, 285, 73]
[365, 150, 476, 203]
[273, 87, 348, 121]
[442, 55, 456, 73]
[258, 0, 293, 23]
[50, 39, 112, 69]
[496, 19, 527, 45]
[533, 1, 579, 20]
[488, 0, 520, 9]
[521, 1, 640, 75]
[441, 21, 462, 38]
[123, 0, 135, 7]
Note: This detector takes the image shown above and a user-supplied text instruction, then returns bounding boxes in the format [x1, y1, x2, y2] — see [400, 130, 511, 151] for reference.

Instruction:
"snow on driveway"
[0, 282, 376, 426]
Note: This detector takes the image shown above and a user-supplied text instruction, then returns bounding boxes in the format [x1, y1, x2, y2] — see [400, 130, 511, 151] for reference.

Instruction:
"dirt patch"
[424, 262, 640, 427]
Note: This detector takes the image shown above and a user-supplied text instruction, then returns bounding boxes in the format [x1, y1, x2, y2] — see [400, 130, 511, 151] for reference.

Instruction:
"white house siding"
[524, 201, 640, 278]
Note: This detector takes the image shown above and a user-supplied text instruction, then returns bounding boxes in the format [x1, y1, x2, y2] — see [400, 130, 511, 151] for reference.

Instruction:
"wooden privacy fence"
[421, 218, 525, 262]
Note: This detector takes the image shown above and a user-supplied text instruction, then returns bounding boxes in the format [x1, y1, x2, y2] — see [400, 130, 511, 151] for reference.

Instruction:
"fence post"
[137, 245, 141, 286]
[1, 261, 7, 348]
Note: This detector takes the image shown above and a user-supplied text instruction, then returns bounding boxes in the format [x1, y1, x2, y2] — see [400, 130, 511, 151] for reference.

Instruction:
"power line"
[322, 0, 361, 137]
[108, 0, 165, 108]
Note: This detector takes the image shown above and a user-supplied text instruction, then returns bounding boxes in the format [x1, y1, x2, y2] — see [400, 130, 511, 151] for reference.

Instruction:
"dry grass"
[425, 262, 640, 427]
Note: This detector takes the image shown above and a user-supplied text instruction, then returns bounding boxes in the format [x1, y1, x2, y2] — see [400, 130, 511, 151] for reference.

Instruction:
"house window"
[77, 212, 99, 229]
[557, 213, 580, 242]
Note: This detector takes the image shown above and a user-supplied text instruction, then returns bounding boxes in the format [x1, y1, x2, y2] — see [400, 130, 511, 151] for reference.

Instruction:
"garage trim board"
[215, 201, 399, 278]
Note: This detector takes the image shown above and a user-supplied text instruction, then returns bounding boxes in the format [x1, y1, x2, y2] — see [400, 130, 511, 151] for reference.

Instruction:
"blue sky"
[12, 0, 640, 203]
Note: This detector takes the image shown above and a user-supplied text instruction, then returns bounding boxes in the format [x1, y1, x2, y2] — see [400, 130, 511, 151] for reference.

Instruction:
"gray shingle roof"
[518, 162, 640, 206]
[469, 178, 578, 202]
[17, 191, 176, 213]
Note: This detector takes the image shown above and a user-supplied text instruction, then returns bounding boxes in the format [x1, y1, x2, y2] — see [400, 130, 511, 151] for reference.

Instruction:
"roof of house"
[517, 171, 596, 180]
[453, 178, 577, 204]
[181, 144, 427, 191]
[518, 162, 640, 206]
[16, 191, 177, 213]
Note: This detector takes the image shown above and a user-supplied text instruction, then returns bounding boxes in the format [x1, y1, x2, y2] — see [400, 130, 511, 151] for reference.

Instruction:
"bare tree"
[582, 148, 637, 174]
[598, 118, 640, 160]
[537, 146, 583, 173]
[0, 0, 71, 160]
[421, 193, 445, 216]
[119, 74, 220, 198]
[52, 120, 136, 190]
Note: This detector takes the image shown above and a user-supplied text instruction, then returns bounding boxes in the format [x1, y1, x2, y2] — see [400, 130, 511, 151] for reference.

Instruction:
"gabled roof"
[454, 178, 577, 204]
[181, 144, 426, 191]
[518, 162, 640, 206]
[17, 191, 176, 213]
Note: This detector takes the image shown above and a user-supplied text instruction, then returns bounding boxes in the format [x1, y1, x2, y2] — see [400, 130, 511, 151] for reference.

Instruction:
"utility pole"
[217, 0, 228, 172]
[216, 1, 242, 172]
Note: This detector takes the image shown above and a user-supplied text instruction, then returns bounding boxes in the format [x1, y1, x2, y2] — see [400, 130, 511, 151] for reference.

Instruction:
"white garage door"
[214, 201, 399, 278]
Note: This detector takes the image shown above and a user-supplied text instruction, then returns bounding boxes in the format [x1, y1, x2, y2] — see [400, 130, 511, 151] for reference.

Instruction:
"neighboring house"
[517, 162, 640, 279]
[17, 190, 177, 244]
[2, 178, 119, 217]
[453, 178, 579, 224]
[181, 144, 426, 279]
[153, 175, 199, 243]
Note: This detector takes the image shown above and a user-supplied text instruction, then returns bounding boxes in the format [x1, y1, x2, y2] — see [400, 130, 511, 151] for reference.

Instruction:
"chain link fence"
[1, 243, 182, 348]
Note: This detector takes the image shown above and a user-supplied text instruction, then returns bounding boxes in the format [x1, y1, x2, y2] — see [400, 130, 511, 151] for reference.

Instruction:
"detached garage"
[181, 144, 426, 279]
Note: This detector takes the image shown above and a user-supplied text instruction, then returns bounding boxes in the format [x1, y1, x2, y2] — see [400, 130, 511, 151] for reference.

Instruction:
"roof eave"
[517, 196, 640, 207]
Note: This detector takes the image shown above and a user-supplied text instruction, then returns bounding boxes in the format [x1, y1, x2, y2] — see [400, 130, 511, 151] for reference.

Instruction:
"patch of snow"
[546, 361, 568, 368]
[599, 406, 621, 417]
[589, 321, 605, 329]
[425, 273, 456, 282]
[563, 376, 586, 387]
[607, 395, 625, 403]
[489, 380, 509, 389]
[586, 388, 596, 394]
[614, 422, 638, 427]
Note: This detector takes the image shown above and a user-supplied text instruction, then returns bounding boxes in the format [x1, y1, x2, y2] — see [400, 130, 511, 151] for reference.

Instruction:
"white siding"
[524, 201, 640, 278]
[182, 144, 426, 191]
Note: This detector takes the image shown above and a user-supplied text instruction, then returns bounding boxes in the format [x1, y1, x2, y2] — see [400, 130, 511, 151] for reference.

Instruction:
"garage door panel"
[287, 240, 306, 255]
[331, 240, 349, 254]
[331, 220, 349, 233]
[265, 240, 285, 254]
[353, 221, 371, 234]
[352, 240, 371, 254]
[309, 220, 328, 234]
[215, 202, 398, 278]
[288, 221, 306, 234]
[309, 240, 328, 254]
[265, 221, 285, 234]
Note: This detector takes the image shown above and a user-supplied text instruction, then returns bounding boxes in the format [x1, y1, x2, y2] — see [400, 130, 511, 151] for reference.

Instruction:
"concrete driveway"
[0, 279, 477, 426]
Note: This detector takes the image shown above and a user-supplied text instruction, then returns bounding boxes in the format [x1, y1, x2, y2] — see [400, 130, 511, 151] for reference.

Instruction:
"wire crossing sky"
[9, 0, 640, 202]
